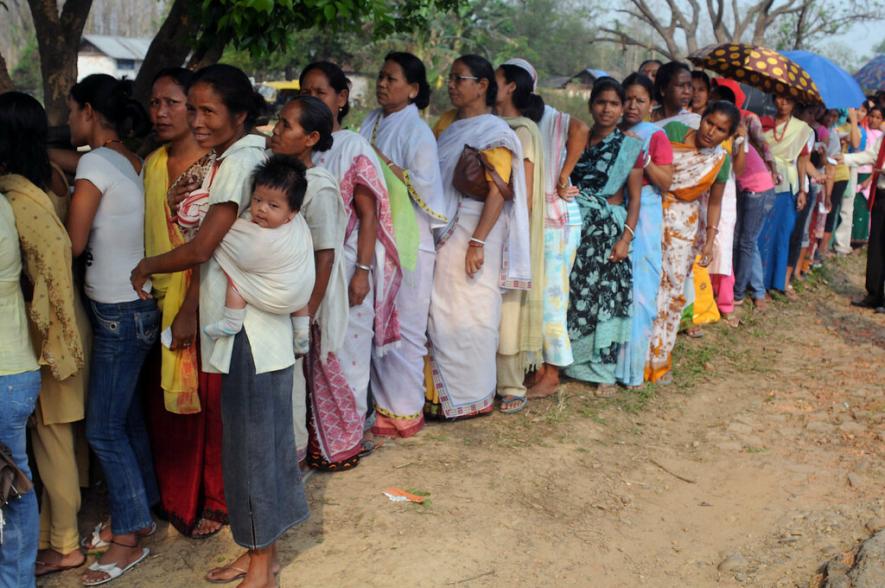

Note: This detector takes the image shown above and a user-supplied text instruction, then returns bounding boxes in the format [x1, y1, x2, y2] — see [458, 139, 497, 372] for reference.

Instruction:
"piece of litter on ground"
[383, 487, 426, 504]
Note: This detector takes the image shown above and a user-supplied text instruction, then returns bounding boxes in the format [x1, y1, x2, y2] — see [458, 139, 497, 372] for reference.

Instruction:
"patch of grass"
[744, 446, 768, 454]
[609, 385, 657, 414]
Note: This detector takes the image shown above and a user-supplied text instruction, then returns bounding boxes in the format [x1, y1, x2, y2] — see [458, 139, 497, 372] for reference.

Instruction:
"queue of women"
[1, 50, 881, 588]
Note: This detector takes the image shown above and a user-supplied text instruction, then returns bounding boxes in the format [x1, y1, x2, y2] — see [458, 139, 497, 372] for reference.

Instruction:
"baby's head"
[249, 154, 308, 229]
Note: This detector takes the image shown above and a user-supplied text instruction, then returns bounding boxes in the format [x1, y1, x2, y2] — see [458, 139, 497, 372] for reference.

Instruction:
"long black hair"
[288, 95, 334, 152]
[190, 64, 266, 131]
[69, 74, 150, 137]
[499, 63, 545, 122]
[622, 72, 655, 100]
[455, 54, 497, 107]
[654, 61, 691, 103]
[0, 91, 52, 187]
[384, 52, 431, 110]
[702, 100, 741, 134]
[590, 77, 626, 104]
[300, 61, 351, 123]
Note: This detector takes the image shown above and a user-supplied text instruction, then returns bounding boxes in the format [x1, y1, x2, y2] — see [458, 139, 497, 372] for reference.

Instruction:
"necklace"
[772, 117, 790, 143]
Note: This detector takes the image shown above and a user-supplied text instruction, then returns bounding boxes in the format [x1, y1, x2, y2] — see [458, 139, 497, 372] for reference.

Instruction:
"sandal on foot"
[206, 565, 249, 585]
[190, 518, 223, 540]
[81, 521, 157, 555]
[82, 547, 149, 586]
[35, 557, 86, 577]
[498, 395, 527, 414]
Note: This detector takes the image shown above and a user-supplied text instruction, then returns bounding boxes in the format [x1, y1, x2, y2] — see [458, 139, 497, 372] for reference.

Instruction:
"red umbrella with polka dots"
[688, 43, 822, 105]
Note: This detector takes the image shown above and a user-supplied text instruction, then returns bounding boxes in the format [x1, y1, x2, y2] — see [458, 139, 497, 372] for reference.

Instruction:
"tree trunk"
[132, 0, 199, 107]
[0, 50, 14, 93]
[28, 0, 94, 126]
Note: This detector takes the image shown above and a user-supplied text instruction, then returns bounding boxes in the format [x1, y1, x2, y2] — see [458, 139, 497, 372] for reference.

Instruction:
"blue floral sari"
[564, 129, 642, 384]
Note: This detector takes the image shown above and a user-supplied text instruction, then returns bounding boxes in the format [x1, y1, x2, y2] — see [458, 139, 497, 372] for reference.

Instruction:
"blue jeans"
[85, 298, 160, 535]
[734, 188, 776, 300]
[0, 369, 40, 588]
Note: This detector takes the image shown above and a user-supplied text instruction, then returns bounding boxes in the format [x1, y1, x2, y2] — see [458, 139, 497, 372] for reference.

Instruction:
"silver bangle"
[624, 224, 635, 238]
[355, 263, 373, 272]
[469, 237, 486, 246]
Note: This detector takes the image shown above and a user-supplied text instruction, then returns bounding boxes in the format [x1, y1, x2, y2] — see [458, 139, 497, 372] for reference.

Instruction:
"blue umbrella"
[781, 50, 866, 109]
[854, 54, 885, 92]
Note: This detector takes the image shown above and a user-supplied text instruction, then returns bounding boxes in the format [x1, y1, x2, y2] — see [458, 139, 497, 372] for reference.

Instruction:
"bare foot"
[593, 384, 618, 398]
[35, 548, 85, 576]
[527, 364, 560, 399]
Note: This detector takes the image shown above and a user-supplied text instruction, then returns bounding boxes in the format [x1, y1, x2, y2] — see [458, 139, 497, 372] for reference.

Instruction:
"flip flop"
[35, 557, 86, 577]
[82, 547, 149, 586]
[190, 518, 223, 540]
[498, 395, 527, 414]
[81, 521, 157, 555]
[206, 565, 248, 585]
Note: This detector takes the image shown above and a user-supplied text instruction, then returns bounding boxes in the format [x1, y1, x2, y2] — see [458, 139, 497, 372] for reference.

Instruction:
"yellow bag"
[691, 257, 720, 325]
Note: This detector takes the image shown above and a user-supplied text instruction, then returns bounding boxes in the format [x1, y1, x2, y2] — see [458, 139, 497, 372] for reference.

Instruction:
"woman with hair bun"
[300, 61, 402, 469]
[425, 54, 530, 420]
[132, 63, 307, 587]
[359, 52, 446, 437]
[270, 95, 349, 468]
[66, 73, 160, 585]
[492, 58, 547, 413]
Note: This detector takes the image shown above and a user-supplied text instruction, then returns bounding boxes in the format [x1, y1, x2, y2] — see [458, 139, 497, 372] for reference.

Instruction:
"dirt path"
[41, 254, 884, 588]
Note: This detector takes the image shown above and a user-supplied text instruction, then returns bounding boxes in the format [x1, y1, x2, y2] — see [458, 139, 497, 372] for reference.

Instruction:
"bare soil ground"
[41, 253, 885, 588]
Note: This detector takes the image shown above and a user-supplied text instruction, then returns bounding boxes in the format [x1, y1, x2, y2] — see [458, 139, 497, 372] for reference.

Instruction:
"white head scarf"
[503, 58, 538, 92]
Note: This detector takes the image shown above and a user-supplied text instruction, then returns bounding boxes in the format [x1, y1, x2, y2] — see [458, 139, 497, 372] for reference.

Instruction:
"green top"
[0, 193, 38, 376]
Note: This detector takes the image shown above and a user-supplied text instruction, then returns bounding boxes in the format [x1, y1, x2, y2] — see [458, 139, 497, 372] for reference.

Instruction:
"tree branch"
[596, 28, 672, 60]
[0, 48, 14, 93]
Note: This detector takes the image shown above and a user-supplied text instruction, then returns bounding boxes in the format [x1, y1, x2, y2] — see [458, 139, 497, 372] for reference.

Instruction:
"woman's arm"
[698, 181, 725, 267]
[349, 184, 377, 307]
[796, 153, 810, 211]
[130, 202, 238, 297]
[848, 109, 861, 149]
[523, 158, 534, 214]
[170, 272, 200, 350]
[308, 249, 334, 317]
[557, 117, 590, 198]
[610, 168, 643, 262]
[49, 149, 83, 175]
[67, 179, 102, 257]
[465, 183, 505, 278]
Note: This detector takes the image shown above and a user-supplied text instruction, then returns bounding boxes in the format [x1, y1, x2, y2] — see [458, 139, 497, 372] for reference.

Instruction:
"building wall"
[77, 54, 143, 81]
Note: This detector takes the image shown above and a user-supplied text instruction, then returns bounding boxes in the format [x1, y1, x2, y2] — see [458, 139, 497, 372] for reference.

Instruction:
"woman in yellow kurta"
[492, 59, 547, 413]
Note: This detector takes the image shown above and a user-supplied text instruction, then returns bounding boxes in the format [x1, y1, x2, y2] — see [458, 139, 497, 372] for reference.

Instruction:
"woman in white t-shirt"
[65, 74, 160, 586]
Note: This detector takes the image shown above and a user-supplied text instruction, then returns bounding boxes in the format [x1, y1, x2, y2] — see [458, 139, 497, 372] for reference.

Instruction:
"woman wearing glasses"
[424, 55, 531, 420]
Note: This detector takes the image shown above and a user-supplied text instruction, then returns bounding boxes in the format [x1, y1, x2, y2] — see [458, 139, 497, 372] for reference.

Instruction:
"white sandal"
[82, 546, 150, 586]
[81, 521, 157, 555]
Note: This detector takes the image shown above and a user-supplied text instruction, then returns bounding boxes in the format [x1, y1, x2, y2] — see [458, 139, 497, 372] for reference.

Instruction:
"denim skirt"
[221, 331, 308, 549]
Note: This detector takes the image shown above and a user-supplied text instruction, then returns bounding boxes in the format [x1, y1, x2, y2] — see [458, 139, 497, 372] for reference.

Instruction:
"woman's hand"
[168, 179, 200, 214]
[796, 190, 807, 211]
[348, 268, 371, 307]
[130, 259, 153, 300]
[170, 305, 198, 350]
[556, 175, 579, 200]
[465, 245, 484, 278]
[608, 235, 630, 263]
[698, 239, 716, 268]
[736, 122, 748, 140]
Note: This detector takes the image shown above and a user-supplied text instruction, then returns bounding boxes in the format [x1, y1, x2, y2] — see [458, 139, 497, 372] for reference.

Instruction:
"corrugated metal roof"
[81, 34, 151, 60]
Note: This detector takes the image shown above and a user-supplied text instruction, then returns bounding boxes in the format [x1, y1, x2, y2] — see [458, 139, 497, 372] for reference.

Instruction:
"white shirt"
[198, 134, 298, 375]
[75, 148, 146, 303]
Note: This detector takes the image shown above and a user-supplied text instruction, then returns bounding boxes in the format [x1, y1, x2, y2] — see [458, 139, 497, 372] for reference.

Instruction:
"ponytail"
[499, 63, 545, 122]
[69, 74, 150, 137]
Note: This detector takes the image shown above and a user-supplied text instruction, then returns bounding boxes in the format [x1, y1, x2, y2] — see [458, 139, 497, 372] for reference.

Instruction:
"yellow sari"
[143, 147, 212, 414]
